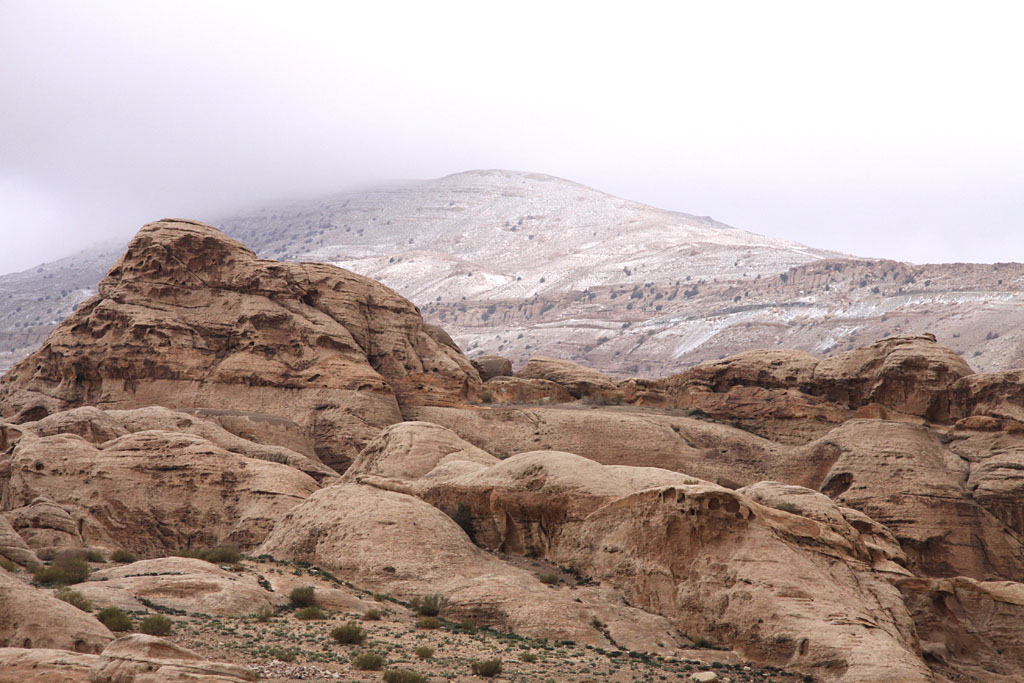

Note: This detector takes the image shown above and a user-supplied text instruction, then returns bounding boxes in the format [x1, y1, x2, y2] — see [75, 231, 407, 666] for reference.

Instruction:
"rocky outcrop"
[91, 635, 257, 683]
[471, 355, 512, 381]
[0, 220, 481, 471]
[76, 558, 278, 617]
[343, 421, 498, 482]
[808, 420, 1024, 580]
[0, 568, 113, 653]
[515, 356, 619, 399]
[5, 498, 83, 553]
[5, 429, 318, 554]
[482, 376, 574, 404]
[810, 334, 974, 420]
[0, 514, 39, 567]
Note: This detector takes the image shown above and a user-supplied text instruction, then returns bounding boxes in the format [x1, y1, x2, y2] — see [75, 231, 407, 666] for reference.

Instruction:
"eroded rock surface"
[0, 220, 481, 470]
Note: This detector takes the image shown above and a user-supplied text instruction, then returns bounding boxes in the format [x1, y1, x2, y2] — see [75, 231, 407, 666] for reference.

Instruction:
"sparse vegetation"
[97, 607, 133, 632]
[774, 501, 799, 513]
[520, 651, 538, 663]
[538, 572, 560, 585]
[411, 593, 446, 616]
[254, 606, 274, 622]
[83, 548, 105, 563]
[362, 608, 383, 621]
[0, 557, 19, 572]
[174, 546, 241, 564]
[32, 553, 90, 586]
[471, 658, 503, 677]
[139, 614, 173, 635]
[331, 622, 366, 644]
[265, 647, 296, 662]
[55, 587, 92, 612]
[110, 549, 137, 563]
[383, 670, 428, 683]
[352, 651, 385, 670]
[416, 616, 441, 629]
[415, 645, 435, 660]
[289, 585, 316, 607]
[295, 606, 325, 620]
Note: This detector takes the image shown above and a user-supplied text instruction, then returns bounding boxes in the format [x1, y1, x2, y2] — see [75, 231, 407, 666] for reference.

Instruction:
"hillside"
[4, 170, 1024, 375]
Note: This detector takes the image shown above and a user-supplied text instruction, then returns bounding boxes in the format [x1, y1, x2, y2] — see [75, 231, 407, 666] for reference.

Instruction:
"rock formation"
[0, 219, 482, 471]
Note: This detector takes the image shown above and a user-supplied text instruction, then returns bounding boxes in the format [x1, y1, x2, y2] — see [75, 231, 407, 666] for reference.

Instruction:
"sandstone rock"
[0, 567, 113, 652]
[471, 355, 513, 381]
[0, 648, 98, 683]
[676, 349, 821, 392]
[811, 420, 1024, 580]
[482, 376, 573, 404]
[408, 405, 790, 487]
[6, 497, 83, 553]
[20, 405, 337, 482]
[810, 334, 973, 419]
[896, 576, 1024, 681]
[0, 220, 481, 471]
[91, 634, 257, 682]
[949, 369, 1024, 424]
[77, 558, 277, 616]
[690, 673, 719, 683]
[0, 513, 39, 567]
[258, 482, 682, 648]
[5, 430, 318, 554]
[515, 356, 618, 399]
[343, 421, 498, 482]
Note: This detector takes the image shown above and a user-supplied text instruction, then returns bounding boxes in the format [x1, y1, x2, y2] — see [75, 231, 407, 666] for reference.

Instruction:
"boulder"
[482, 376, 573, 404]
[514, 356, 618, 399]
[0, 648, 98, 683]
[0, 220, 481, 471]
[343, 421, 498, 482]
[0, 567, 113, 652]
[6, 498, 83, 553]
[90, 634, 257, 682]
[0, 514, 39, 567]
[471, 355, 513, 381]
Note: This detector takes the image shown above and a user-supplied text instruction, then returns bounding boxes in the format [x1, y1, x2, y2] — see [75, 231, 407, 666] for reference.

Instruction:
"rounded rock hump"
[0, 219, 483, 471]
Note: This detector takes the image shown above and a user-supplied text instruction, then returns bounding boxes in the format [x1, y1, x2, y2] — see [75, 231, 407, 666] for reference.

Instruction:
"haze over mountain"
[4, 170, 1024, 375]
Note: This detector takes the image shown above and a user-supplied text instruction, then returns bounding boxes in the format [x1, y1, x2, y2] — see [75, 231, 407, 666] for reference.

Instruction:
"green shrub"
[470, 659, 502, 677]
[254, 606, 274, 622]
[32, 555, 90, 586]
[691, 635, 716, 649]
[139, 614, 173, 635]
[97, 607, 133, 632]
[415, 616, 441, 629]
[266, 647, 296, 662]
[174, 546, 241, 564]
[289, 585, 316, 607]
[351, 651, 385, 670]
[0, 557, 19, 572]
[110, 549, 137, 563]
[411, 593, 446, 616]
[774, 501, 799, 514]
[538, 572, 560, 585]
[331, 622, 366, 644]
[383, 669, 428, 683]
[83, 548, 105, 563]
[295, 606, 325, 620]
[414, 645, 435, 660]
[55, 587, 92, 612]
[520, 651, 538, 663]
[362, 608, 383, 621]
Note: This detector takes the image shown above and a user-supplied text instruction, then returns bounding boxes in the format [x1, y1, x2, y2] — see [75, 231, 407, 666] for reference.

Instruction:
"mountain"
[4, 169, 1024, 375]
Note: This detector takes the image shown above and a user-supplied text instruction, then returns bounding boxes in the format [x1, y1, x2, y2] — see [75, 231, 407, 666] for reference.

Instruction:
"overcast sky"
[1, 1, 1022, 275]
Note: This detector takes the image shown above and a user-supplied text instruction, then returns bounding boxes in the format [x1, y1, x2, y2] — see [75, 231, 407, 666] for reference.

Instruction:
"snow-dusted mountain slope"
[4, 169, 1024, 376]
